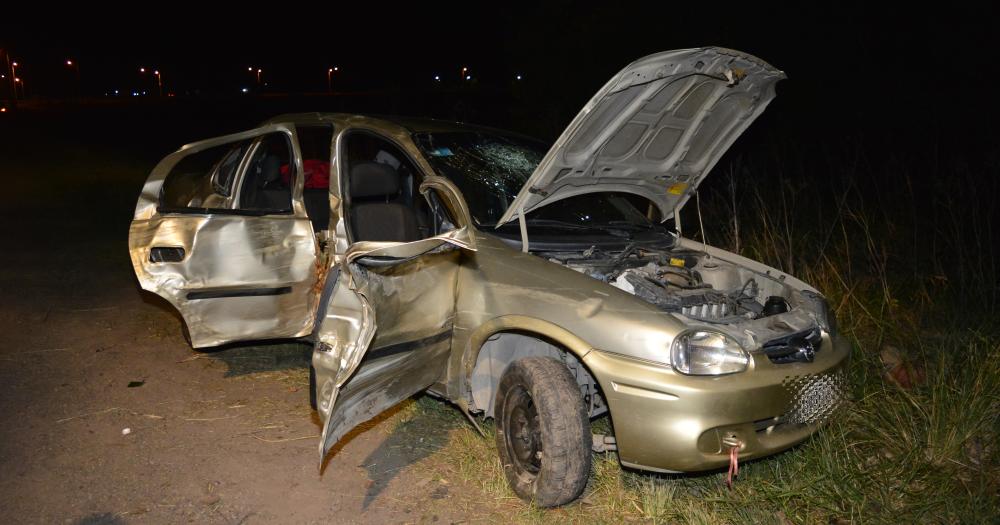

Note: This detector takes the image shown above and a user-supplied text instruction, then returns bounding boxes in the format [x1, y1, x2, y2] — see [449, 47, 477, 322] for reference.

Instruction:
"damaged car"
[128, 47, 850, 507]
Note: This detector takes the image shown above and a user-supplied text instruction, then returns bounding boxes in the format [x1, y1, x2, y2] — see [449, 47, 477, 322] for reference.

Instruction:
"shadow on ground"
[73, 513, 126, 525]
[359, 397, 466, 509]
[199, 341, 313, 377]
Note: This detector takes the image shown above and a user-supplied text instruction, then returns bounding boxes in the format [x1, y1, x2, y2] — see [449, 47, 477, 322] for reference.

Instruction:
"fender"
[459, 314, 595, 392]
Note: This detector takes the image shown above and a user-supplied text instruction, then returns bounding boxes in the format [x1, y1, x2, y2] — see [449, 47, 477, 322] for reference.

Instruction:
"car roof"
[261, 112, 543, 142]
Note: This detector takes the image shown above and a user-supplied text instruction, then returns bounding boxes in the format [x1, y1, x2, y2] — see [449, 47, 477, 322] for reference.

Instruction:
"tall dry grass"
[420, 141, 1000, 522]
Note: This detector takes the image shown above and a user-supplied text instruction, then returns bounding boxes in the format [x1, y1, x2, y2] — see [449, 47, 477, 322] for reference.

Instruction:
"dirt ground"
[0, 107, 511, 524]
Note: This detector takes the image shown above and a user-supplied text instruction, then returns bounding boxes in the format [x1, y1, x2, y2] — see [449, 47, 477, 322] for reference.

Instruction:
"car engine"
[541, 244, 831, 351]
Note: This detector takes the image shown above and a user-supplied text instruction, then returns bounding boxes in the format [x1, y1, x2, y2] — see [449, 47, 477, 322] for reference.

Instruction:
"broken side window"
[160, 139, 252, 210]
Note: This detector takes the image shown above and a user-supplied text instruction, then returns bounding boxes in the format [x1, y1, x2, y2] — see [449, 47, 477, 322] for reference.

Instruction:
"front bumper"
[583, 333, 851, 473]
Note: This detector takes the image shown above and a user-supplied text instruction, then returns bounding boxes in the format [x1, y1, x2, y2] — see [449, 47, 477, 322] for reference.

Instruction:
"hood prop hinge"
[518, 206, 529, 253]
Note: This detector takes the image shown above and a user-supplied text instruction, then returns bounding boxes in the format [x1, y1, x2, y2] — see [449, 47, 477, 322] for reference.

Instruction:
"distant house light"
[241, 87, 249, 93]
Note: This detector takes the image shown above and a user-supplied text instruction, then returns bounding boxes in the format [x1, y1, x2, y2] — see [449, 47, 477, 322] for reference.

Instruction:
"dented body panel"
[129, 47, 850, 481]
[128, 123, 321, 347]
[313, 228, 474, 459]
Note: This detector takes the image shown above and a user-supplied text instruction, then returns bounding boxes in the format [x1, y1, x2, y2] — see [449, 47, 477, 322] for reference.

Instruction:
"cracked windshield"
[414, 131, 661, 235]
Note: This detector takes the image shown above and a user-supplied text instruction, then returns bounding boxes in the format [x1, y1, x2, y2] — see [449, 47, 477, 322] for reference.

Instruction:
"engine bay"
[541, 243, 832, 353]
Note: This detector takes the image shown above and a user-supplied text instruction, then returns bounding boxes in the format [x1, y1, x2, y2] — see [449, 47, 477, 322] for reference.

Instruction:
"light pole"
[14, 77, 23, 99]
[154, 70, 162, 96]
[11, 61, 20, 100]
[247, 67, 263, 87]
[327, 66, 338, 92]
[66, 59, 80, 97]
[461, 66, 467, 80]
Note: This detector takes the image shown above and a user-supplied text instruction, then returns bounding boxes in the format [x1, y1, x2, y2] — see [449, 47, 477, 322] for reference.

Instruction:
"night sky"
[3, 6, 996, 132]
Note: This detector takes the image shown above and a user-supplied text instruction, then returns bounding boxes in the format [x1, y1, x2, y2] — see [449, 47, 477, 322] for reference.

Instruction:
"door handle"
[150, 247, 185, 263]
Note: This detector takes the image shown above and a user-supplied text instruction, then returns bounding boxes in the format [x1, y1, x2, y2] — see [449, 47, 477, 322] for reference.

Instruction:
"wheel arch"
[460, 315, 606, 418]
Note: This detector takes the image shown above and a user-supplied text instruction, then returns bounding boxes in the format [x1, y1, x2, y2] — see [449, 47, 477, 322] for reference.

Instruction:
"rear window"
[160, 140, 251, 209]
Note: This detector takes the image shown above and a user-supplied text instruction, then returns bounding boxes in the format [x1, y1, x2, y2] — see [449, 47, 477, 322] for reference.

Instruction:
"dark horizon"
[3, 6, 997, 137]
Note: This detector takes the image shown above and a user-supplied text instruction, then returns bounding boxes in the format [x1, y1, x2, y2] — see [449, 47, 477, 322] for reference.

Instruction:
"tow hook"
[721, 435, 743, 489]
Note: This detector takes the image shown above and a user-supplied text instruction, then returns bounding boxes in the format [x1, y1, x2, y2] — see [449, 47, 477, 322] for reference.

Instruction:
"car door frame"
[129, 123, 324, 348]
[312, 120, 478, 461]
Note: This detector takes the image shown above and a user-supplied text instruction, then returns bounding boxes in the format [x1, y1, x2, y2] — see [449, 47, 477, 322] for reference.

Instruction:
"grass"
[404, 143, 1000, 523]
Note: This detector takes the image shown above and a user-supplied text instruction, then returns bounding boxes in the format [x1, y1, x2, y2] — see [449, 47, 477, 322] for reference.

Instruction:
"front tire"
[494, 357, 591, 507]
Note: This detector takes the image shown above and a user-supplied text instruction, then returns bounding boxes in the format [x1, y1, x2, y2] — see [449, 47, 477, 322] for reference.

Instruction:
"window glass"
[238, 133, 294, 212]
[413, 131, 544, 226]
[414, 131, 666, 239]
[160, 139, 251, 209]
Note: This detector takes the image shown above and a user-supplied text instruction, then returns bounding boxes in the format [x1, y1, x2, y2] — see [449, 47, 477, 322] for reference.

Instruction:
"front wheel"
[494, 357, 591, 507]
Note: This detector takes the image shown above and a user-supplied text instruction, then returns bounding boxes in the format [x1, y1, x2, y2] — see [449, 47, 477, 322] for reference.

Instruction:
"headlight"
[671, 330, 749, 375]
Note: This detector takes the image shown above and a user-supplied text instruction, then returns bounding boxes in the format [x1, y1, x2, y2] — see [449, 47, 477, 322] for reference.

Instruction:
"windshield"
[414, 131, 541, 226]
[413, 131, 663, 236]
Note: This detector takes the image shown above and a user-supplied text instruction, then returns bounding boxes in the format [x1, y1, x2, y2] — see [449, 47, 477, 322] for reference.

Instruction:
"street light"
[461, 66, 467, 80]
[327, 66, 338, 92]
[257, 68, 262, 85]
[66, 59, 80, 97]
[153, 70, 163, 96]
[11, 61, 19, 99]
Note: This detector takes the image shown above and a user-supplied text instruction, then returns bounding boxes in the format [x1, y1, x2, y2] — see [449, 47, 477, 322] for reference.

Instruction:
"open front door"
[128, 124, 320, 347]
[313, 222, 475, 461]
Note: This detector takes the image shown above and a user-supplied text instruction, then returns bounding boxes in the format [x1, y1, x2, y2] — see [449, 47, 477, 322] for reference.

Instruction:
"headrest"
[350, 162, 400, 198]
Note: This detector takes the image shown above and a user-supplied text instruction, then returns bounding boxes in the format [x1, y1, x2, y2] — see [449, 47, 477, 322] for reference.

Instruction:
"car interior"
[297, 125, 334, 232]
[343, 132, 450, 242]
[235, 126, 334, 234]
[238, 133, 293, 213]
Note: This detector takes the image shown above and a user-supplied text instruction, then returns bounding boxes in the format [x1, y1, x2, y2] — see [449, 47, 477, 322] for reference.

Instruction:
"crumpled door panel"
[129, 210, 319, 347]
[313, 228, 475, 461]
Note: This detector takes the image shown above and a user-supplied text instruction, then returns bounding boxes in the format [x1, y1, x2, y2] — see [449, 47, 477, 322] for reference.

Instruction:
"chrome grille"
[781, 371, 847, 425]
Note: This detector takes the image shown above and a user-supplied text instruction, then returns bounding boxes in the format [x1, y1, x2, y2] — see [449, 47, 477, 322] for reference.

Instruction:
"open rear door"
[313, 225, 475, 461]
[128, 124, 321, 347]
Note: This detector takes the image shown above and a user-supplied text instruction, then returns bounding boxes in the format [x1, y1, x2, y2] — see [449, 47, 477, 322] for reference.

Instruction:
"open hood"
[497, 47, 784, 226]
